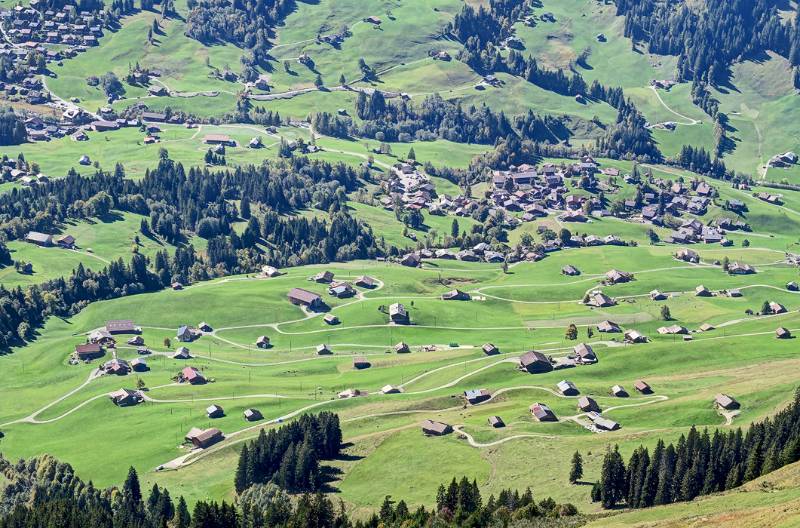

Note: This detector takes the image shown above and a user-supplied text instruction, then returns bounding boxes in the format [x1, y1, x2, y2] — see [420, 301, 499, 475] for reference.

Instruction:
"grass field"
[2, 240, 800, 515]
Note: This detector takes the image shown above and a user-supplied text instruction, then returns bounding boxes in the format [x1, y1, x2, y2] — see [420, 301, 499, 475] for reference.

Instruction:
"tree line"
[235, 412, 342, 494]
[0, 452, 581, 528]
[0, 154, 381, 350]
[591, 388, 800, 509]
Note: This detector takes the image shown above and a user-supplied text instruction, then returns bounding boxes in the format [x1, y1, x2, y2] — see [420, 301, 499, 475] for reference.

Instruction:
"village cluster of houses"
[0, 3, 104, 109]
[378, 161, 437, 215]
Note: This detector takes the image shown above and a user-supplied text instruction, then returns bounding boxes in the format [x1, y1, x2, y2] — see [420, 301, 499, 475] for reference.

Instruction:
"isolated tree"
[407, 147, 416, 161]
[569, 451, 583, 484]
[163, 337, 171, 348]
[565, 323, 578, 340]
[660, 305, 671, 321]
[451, 218, 460, 239]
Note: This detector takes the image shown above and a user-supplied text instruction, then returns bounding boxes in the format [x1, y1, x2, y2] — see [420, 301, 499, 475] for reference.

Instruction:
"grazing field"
[2, 241, 800, 514]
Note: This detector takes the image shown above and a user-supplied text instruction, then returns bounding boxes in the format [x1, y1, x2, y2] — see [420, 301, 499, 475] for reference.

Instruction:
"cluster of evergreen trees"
[234, 412, 342, 494]
[616, 0, 795, 85]
[592, 388, 800, 510]
[313, 91, 575, 146]
[185, 0, 295, 67]
[0, 107, 27, 146]
[595, 100, 662, 162]
[448, 0, 525, 72]
[0, 453, 580, 528]
[676, 145, 729, 179]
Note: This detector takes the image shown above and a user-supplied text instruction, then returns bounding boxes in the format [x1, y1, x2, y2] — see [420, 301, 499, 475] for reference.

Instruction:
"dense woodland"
[185, 0, 295, 73]
[615, 0, 797, 85]
[592, 388, 800, 509]
[0, 451, 581, 528]
[234, 412, 343, 494]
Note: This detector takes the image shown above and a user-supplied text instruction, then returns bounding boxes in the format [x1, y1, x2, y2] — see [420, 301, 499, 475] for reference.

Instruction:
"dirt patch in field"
[422, 277, 480, 287]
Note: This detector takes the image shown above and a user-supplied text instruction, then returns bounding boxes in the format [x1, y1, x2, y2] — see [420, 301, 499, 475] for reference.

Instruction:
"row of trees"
[234, 412, 342, 493]
[0, 452, 580, 528]
[593, 388, 800, 509]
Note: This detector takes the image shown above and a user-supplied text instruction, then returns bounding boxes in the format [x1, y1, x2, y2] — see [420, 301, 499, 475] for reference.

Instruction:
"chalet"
[400, 253, 421, 267]
[109, 388, 141, 407]
[714, 394, 739, 410]
[261, 265, 281, 277]
[171, 282, 183, 290]
[287, 288, 324, 311]
[577, 396, 600, 413]
[787, 281, 799, 292]
[186, 427, 223, 448]
[488, 415, 505, 428]
[202, 134, 235, 146]
[89, 329, 114, 345]
[338, 388, 364, 399]
[529, 402, 557, 422]
[389, 303, 410, 325]
[130, 358, 147, 372]
[243, 408, 263, 422]
[518, 351, 552, 373]
[767, 301, 787, 315]
[78, 155, 91, 165]
[588, 412, 620, 431]
[695, 285, 711, 297]
[573, 343, 597, 364]
[173, 347, 191, 359]
[441, 289, 470, 301]
[353, 356, 370, 369]
[323, 314, 340, 325]
[561, 265, 580, 276]
[55, 234, 76, 248]
[727, 289, 742, 298]
[698, 323, 715, 332]
[605, 269, 633, 284]
[634, 380, 652, 394]
[421, 419, 452, 436]
[148, 85, 167, 96]
[586, 291, 615, 307]
[675, 248, 699, 263]
[74, 342, 104, 361]
[180, 366, 205, 384]
[728, 262, 755, 275]
[597, 320, 621, 333]
[142, 112, 167, 122]
[394, 341, 410, 353]
[457, 250, 480, 262]
[611, 385, 628, 397]
[256, 335, 270, 348]
[104, 359, 130, 375]
[206, 404, 224, 418]
[650, 289, 667, 301]
[624, 330, 647, 343]
[556, 380, 578, 396]
[176, 325, 199, 342]
[91, 119, 119, 131]
[658, 324, 688, 335]
[381, 384, 402, 394]
[25, 231, 53, 246]
[316, 344, 332, 355]
[313, 270, 334, 283]
[105, 319, 139, 334]
[464, 388, 491, 405]
[328, 282, 355, 298]
[482, 343, 499, 355]
[355, 275, 377, 288]
[776, 327, 792, 339]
